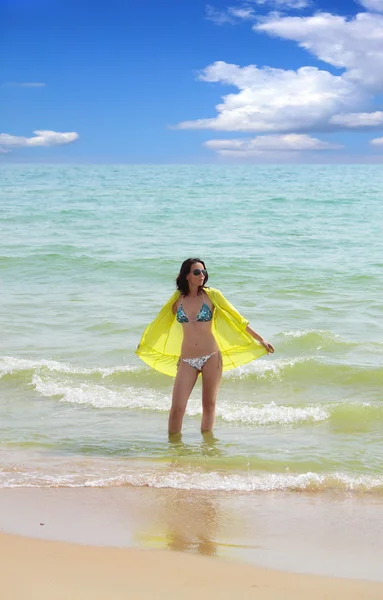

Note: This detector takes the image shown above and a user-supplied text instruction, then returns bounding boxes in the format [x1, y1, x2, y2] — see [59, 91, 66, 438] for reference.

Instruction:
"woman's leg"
[201, 353, 222, 432]
[168, 361, 199, 434]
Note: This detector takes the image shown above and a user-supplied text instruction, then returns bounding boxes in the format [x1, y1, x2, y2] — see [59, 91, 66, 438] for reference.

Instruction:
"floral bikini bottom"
[177, 351, 221, 372]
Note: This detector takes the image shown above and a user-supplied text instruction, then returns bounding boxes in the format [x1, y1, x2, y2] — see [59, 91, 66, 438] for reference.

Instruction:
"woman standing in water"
[136, 258, 274, 434]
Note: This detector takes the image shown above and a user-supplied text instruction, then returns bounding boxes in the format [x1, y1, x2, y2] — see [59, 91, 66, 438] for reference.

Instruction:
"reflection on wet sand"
[164, 491, 219, 556]
[137, 434, 231, 557]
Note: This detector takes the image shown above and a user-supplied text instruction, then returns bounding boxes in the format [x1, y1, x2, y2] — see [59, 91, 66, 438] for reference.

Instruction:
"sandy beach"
[1, 531, 383, 600]
[0, 487, 383, 599]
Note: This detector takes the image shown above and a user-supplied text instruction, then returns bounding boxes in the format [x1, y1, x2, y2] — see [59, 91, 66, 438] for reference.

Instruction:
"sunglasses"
[192, 269, 207, 276]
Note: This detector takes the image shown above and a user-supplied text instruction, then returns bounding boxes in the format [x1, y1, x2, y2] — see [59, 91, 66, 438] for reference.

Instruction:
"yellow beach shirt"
[136, 287, 267, 377]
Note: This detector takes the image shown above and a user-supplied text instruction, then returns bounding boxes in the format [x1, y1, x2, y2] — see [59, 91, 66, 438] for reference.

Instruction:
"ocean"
[1, 164, 383, 493]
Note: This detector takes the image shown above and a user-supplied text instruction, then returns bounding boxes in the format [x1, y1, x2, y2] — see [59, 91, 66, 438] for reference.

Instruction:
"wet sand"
[0, 486, 382, 599]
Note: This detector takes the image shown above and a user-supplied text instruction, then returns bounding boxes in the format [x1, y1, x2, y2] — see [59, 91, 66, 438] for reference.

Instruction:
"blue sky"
[1, 0, 383, 163]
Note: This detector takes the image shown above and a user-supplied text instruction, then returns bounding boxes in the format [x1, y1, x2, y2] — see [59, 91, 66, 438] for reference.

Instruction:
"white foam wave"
[282, 329, 333, 339]
[0, 355, 139, 379]
[32, 374, 329, 425]
[107, 470, 383, 493]
[32, 375, 170, 411]
[1, 466, 382, 493]
[223, 357, 309, 380]
[216, 401, 329, 425]
[4, 354, 302, 383]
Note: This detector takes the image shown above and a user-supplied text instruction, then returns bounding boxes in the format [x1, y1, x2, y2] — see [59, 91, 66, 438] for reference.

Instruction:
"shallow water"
[1, 164, 382, 493]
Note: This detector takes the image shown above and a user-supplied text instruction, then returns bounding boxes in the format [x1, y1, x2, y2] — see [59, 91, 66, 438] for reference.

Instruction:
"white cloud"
[177, 61, 361, 133]
[183, 5, 383, 159]
[205, 5, 257, 24]
[2, 82, 46, 88]
[370, 136, 383, 145]
[248, 0, 310, 8]
[0, 130, 79, 152]
[180, 10, 383, 136]
[205, 134, 342, 156]
[206, 1, 308, 26]
[229, 7, 256, 19]
[255, 12, 383, 91]
[330, 111, 383, 127]
[205, 5, 236, 25]
[358, 0, 383, 12]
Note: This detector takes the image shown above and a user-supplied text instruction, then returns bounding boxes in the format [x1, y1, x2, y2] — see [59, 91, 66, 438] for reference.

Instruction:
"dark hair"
[176, 258, 208, 296]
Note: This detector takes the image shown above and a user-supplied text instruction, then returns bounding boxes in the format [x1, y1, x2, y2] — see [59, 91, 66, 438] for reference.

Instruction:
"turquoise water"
[1, 164, 383, 492]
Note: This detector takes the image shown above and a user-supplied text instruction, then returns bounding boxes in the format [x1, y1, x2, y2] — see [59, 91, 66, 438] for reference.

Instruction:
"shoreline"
[0, 486, 382, 584]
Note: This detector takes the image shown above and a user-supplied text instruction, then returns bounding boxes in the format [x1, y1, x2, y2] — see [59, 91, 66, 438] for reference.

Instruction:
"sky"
[1, 0, 383, 163]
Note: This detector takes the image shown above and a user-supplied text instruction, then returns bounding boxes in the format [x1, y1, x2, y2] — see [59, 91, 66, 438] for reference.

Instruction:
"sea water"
[1, 164, 382, 492]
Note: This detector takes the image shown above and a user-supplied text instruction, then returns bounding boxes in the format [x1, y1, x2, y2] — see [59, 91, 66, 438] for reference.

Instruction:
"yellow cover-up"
[136, 287, 266, 377]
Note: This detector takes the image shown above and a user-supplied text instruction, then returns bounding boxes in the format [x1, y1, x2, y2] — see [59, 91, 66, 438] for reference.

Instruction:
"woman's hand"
[261, 340, 275, 354]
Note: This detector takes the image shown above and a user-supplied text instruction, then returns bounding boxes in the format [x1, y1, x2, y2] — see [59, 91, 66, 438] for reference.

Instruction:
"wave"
[3, 354, 383, 388]
[225, 357, 383, 386]
[31, 372, 326, 424]
[279, 329, 354, 352]
[32, 374, 171, 411]
[276, 329, 383, 358]
[29, 371, 330, 424]
[216, 402, 329, 425]
[2, 356, 383, 427]
[0, 356, 140, 381]
[1, 464, 382, 493]
[0, 253, 150, 278]
[28, 374, 383, 427]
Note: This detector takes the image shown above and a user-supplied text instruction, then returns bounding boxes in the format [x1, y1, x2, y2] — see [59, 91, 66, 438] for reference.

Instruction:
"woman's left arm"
[246, 325, 275, 354]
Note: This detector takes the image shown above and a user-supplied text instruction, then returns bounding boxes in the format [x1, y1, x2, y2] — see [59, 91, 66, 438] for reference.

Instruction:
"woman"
[136, 258, 274, 434]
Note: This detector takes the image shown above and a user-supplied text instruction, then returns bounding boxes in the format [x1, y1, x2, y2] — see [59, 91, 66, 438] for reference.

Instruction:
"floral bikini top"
[176, 300, 213, 323]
